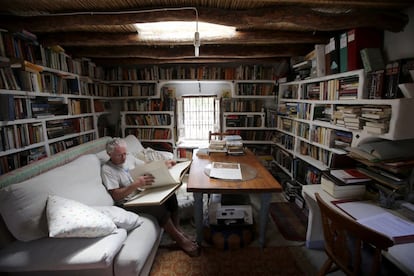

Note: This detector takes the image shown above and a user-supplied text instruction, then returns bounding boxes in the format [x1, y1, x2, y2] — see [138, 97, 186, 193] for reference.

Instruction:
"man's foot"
[177, 237, 200, 257]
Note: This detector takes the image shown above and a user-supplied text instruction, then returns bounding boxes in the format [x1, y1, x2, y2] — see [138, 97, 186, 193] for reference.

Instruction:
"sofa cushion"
[114, 214, 161, 275]
[0, 154, 114, 242]
[93, 206, 143, 231]
[47, 195, 116, 238]
[124, 134, 145, 154]
[0, 228, 127, 272]
[96, 150, 110, 164]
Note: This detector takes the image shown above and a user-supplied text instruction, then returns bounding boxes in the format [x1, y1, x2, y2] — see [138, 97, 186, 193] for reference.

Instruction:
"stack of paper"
[209, 162, 242, 180]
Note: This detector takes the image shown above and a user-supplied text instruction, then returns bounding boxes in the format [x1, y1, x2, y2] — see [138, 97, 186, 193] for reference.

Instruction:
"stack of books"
[360, 106, 391, 134]
[224, 135, 244, 155]
[333, 105, 362, 129]
[321, 169, 371, 198]
[208, 140, 227, 156]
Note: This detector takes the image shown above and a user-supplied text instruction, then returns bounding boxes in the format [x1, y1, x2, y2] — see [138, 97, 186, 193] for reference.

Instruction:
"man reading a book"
[101, 138, 200, 257]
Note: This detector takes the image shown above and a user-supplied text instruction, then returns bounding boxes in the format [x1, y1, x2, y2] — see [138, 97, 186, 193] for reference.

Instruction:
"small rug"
[269, 202, 308, 242]
[150, 246, 309, 276]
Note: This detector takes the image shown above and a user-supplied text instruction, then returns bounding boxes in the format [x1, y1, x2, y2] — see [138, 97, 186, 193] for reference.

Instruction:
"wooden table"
[187, 149, 283, 247]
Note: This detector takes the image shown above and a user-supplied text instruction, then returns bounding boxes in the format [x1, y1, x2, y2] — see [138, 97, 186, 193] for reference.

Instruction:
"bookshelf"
[274, 68, 414, 181]
[0, 29, 100, 175]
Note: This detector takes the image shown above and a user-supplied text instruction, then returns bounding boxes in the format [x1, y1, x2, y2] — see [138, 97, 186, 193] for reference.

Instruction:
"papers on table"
[357, 212, 414, 244]
[334, 200, 414, 244]
[209, 162, 242, 180]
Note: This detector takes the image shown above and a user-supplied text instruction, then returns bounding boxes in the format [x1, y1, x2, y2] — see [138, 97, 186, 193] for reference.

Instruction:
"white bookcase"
[275, 69, 414, 173]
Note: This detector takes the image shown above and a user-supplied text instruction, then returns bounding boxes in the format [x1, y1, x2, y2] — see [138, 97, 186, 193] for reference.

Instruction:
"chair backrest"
[315, 193, 394, 276]
[208, 131, 229, 142]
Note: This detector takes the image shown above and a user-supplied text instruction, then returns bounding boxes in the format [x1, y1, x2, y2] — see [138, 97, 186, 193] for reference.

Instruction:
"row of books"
[237, 83, 276, 96]
[296, 122, 310, 140]
[0, 94, 77, 121]
[68, 99, 92, 115]
[299, 141, 332, 167]
[293, 158, 322, 185]
[272, 147, 293, 171]
[46, 117, 93, 139]
[276, 133, 294, 150]
[108, 83, 156, 97]
[303, 75, 360, 100]
[310, 127, 352, 150]
[0, 147, 47, 175]
[225, 114, 263, 128]
[0, 63, 81, 95]
[49, 134, 95, 155]
[123, 99, 170, 112]
[104, 64, 284, 81]
[277, 117, 293, 132]
[222, 99, 265, 112]
[0, 123, 44, 152]
[0, 29, 93, 76]
[125, 114, 172, 126]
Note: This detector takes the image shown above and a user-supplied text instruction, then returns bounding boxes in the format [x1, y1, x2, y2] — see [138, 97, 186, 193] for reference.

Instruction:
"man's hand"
[165, 160, 176, 168]
[134, 174, 155, 188]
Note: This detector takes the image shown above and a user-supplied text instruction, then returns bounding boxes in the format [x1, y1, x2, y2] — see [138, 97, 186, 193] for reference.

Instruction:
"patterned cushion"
[47, 195, 116, 238]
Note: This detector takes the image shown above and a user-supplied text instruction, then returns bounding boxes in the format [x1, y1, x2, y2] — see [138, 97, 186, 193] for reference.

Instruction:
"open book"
[124, 160, 192, 206]
[129, 160, 192, 188]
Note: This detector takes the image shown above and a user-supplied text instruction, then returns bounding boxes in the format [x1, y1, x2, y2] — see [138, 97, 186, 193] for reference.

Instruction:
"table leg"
[259, 193, 271, 248]
[194, 192, 204, 245]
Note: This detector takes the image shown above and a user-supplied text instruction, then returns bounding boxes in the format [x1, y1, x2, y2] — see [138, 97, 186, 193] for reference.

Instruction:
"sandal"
[184, 245, 201, 257]
[159, 242, 180, 250]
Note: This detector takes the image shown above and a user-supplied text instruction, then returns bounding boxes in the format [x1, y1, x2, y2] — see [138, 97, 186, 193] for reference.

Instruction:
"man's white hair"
[106, 137, 127, 154]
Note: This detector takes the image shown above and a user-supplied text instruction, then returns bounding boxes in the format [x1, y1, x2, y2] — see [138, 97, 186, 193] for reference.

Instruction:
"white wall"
[384, 6, 414, 61]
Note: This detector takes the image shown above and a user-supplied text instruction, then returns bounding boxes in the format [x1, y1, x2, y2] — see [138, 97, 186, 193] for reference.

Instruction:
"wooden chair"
[315, 193, 394, 276]
[208, 131, 229, 142]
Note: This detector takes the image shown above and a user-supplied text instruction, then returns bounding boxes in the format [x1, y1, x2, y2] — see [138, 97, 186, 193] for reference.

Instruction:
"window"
[177, 96, 220, 141]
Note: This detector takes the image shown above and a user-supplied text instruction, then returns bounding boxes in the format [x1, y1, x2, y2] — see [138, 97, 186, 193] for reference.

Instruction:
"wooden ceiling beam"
[0, 6, 408, 33]
[38, 30, 330, 47]
[92, 57, 289, 66]
[242, 0, 411, 9]
[65, 44, 312, 60]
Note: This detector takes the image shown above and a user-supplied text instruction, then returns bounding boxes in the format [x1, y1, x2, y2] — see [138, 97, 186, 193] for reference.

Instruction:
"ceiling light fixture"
[194, 16, 200, 57]
[41, 7, 201, 58]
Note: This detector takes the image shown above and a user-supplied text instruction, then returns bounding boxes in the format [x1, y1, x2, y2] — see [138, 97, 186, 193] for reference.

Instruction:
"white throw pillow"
[46, 195, 116, 238]
[141, 147, 173, 162]
[93, 206, 143, 231]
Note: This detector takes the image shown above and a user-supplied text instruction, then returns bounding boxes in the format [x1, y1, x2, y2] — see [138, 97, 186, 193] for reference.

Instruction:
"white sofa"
[0, 135, 174, 276]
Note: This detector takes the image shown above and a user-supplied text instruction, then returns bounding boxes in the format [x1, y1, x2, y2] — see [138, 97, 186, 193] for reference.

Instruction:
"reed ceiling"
[0, 0, 412, 66]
